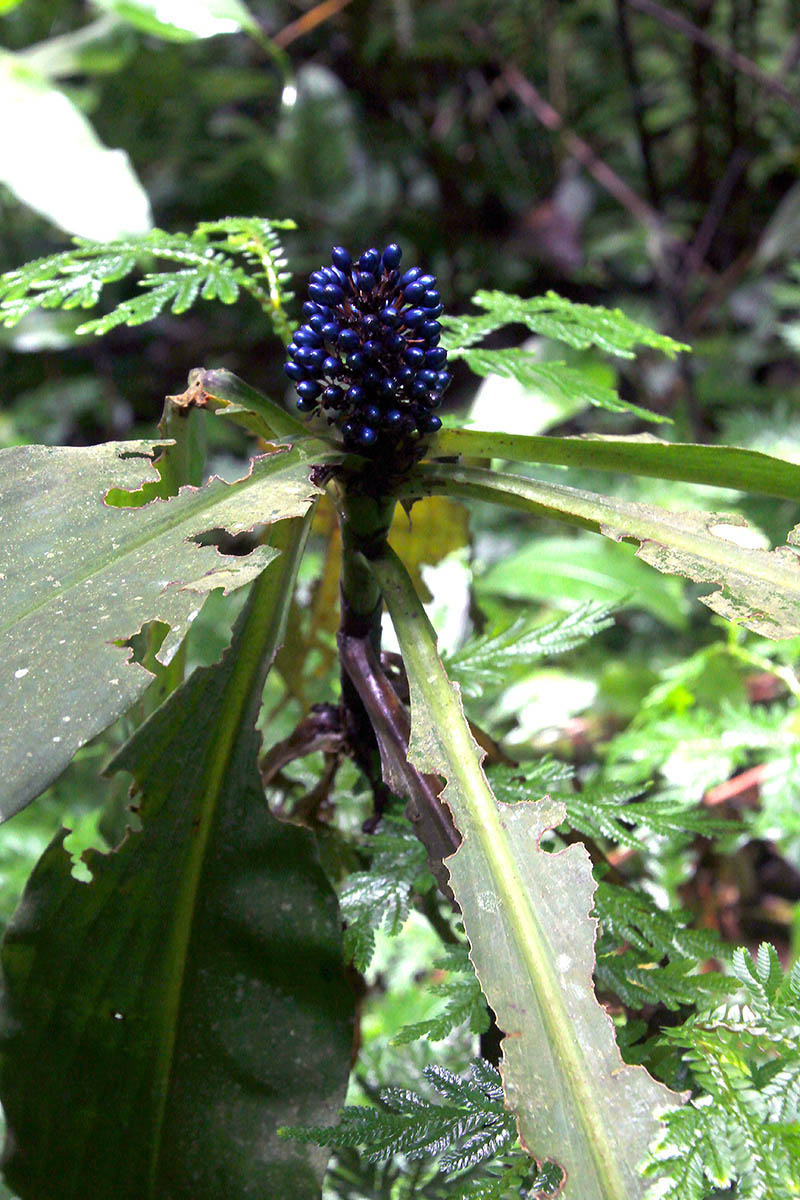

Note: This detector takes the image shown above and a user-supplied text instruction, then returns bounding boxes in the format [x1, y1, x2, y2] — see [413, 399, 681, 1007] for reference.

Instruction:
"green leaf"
[0, 517, 354, 1200]
[430, 429, 800, 503]
[371, 546, 682, 1200]
[91, 0, 260, 41]
[452, 347, 668, 425]
[0, 439, 320, 822]
[412, 462, 800, 639]
[470, 291, 688, 359]
[476, 534, 686, 630]
[0, 53, 151, 239]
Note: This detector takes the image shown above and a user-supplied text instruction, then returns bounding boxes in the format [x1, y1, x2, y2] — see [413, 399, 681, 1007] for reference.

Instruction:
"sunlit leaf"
[0, 54, 151, 239]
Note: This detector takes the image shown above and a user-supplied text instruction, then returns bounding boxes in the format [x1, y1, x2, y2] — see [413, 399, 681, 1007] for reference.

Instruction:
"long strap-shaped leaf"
[430, 428, 800, 501]
[0, 439, 320, 821]
[371, 545, 682, 1200]
[0, 515, 354, 1200]
[409, 462, 800, 638]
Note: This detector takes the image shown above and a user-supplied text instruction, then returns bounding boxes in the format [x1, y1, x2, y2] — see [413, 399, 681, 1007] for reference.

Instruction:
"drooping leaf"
[371, 546, 682, 1200]
[412, 461, 800, 639]
[429, 428, 800, 503]
[0, 517, 354, 1200]
[0, 439, 320, 821]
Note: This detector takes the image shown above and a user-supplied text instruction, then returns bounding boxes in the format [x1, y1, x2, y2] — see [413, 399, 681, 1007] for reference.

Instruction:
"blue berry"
[403, 281, 426, 302]
[382, 243, 402, 269]
[338, 328, 360, 353]
[323, 284, 345, 304]
[290, 242, 448, 457]
[359, 248, 381, 273]
[436, 370, 452, 392]
[294, 327, 321, 347]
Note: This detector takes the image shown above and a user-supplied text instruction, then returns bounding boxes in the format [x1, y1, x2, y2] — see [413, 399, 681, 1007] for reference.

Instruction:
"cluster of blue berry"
[284, 243, 450, 453]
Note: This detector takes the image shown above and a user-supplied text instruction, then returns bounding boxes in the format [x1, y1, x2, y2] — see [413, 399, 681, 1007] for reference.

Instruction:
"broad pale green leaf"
[91, 0, 259, 41]
[0, 54, 151, 239]
[430, 428, 800, 502]
[0, 518, 354, 1200]
[411, 462, 800, 639]
[371, 547, 682, 1200]
[478, 535, 687, 630]
[0, 439, 320, 821]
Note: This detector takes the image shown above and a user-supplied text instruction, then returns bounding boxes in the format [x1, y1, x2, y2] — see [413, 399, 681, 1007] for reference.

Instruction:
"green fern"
[445, 601, 615, 700]
[0, 218, 296, 343]
[392, 945, 490, 1046]
[594, 882, 734, 1012]
[282, 1060, 519, 1175]
[644, 944, 800, 1199]
[440, 288, 687, 425]
[339, 815, 434, 972]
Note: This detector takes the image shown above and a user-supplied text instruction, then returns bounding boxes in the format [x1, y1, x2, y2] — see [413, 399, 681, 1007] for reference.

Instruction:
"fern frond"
[471, 290, 688, 359]
[282, 1060, 516, 1173]
[645, 945, 800, 1199]
[445, 601, 615, 699]
[0, 219, 296, 342]
[339, 815, 434, 972]
[392, 946, 490, 1045]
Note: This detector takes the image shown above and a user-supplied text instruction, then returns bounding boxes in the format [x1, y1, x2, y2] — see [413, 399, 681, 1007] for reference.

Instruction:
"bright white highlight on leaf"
[281, 83, 298, 107]
[14, 668, 29, 679]
[0, 55, 152, 239]
[92, 0, 256, 38]
[709, 521, 768, 549]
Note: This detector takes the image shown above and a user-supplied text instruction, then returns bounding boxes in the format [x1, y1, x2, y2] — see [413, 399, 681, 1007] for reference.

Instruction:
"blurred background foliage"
[3, 2, 800, 1195]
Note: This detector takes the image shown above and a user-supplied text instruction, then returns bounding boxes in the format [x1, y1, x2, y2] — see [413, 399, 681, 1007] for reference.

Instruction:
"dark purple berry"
[284, 361, 305, 381]
[425, 346, 447, 367]
[359, 248, 381, 273]
[358, 425, 378, 446]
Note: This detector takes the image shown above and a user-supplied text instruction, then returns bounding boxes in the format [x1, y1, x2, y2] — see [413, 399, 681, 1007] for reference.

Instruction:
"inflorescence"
[284, 243, 450, 456]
